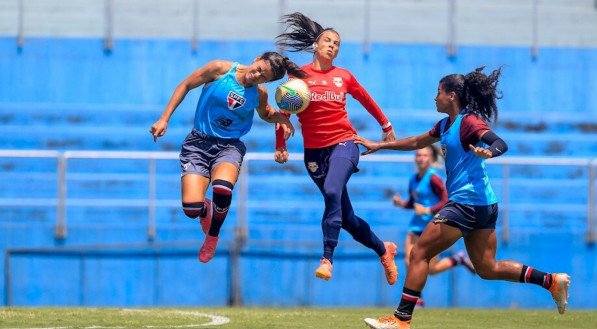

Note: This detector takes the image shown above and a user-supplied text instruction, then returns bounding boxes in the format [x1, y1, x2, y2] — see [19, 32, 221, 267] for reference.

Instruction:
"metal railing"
[1, 149, 596, 306]
[0, 150, 595, 244]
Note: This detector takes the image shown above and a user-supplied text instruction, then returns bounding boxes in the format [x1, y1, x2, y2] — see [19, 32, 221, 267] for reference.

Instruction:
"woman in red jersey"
[273, 12, 398, 285]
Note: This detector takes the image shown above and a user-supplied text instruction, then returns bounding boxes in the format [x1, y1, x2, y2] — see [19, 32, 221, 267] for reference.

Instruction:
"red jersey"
[276, 64, 389, 149]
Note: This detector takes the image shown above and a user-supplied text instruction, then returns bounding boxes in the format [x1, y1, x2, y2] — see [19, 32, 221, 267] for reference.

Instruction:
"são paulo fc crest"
[441, 144, 447, 157]
[307, 162, 319, 173]
[333, 77, 343, 87]
[227, 91, 246, 110]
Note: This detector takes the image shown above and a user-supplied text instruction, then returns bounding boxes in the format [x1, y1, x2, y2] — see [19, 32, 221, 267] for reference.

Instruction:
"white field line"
[5, 309, 231, 329]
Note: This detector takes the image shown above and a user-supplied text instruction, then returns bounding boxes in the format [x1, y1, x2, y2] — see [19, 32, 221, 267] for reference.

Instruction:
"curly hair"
[440, 66, 503, 123]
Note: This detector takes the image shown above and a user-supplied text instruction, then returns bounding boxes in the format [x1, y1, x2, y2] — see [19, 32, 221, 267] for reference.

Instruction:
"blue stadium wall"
[0, 37, 596, 309]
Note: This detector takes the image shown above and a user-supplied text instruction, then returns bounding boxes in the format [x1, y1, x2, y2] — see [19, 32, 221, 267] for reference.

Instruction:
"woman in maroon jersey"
[273, 12, 398, 285]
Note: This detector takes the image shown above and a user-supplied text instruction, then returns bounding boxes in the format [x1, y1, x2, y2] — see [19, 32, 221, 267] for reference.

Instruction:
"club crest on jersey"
[333, 77, 343, 87]
[227, 91, 246, 110]
[307, 162, 319, 173]
[441, 144, 447, 157]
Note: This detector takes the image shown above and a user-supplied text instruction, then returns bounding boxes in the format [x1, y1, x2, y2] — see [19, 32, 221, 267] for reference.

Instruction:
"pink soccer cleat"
[198, 234, 219, 263]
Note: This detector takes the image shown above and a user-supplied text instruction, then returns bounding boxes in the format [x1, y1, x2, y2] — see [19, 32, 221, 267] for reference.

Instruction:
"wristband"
[381, 121, 393, 133]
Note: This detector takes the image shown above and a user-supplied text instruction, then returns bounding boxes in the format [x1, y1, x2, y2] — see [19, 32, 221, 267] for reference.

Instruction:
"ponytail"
[258, 51, 307, 81]
[462, 66, 502, 123]
[282, 56, 308, 79]
[276, 12, 337, 53]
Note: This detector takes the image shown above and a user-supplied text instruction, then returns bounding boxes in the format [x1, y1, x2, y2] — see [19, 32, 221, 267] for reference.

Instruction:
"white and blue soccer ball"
[275, 79, 311, 114]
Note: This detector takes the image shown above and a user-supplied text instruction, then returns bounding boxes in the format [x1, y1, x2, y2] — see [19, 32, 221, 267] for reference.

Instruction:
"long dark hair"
[440, 66, 503, 123]
[258, 51, 307, 80]
[275, 12, 338, 53]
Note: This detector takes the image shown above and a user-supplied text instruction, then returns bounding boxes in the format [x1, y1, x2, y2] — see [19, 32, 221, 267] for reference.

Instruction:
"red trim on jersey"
[429, 174, 448, 213]
[428, 114, 491, 151]
[276, 64, 389, 149]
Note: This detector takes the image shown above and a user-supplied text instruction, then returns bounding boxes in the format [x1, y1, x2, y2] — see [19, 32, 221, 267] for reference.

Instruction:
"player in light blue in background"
[393, 144, 475, 308]
[150, 52, 307, 263]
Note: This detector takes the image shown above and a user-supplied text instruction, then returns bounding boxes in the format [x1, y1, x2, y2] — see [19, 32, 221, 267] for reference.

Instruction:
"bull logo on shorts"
[227, 91, 246, 110]
[307, 162, 319, 173]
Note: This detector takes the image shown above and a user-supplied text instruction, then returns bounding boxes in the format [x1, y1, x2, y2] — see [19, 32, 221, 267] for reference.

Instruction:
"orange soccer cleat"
[364, 315, 411, 329]
[380, 242, 398, 285]
[549, 273, 570, 314]
[315, 257, 333, 281]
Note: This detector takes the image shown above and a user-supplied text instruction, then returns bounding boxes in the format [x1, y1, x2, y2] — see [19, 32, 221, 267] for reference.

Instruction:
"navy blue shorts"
[303, 140, 359, 181]
[432, 200, 498, 235]
[179, 129, 246, 178]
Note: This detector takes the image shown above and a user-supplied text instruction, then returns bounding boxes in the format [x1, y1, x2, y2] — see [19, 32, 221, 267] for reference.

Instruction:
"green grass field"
[0, 307, 596, 328]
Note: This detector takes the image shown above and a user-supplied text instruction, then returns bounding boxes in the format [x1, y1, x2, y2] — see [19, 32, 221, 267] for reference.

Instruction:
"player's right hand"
[149, 119, 168, 142]
[353, 135, 380, 155]
[274, 147, 289, 164]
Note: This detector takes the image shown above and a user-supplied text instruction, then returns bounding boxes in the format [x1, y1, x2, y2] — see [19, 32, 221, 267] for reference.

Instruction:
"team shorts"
[432, 200, 498, 236]
[179, 129, 246, 178]
[303, 140, 359, 181]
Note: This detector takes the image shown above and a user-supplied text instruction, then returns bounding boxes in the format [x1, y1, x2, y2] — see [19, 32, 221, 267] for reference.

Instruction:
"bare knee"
[409, 246, 432, 265]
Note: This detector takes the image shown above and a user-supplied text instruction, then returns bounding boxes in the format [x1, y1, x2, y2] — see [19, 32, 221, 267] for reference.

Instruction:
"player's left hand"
[469, 144, 492, 159]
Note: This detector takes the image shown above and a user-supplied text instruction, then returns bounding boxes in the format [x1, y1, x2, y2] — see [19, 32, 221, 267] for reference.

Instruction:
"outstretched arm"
[149, 60, 228, 142]
[354, 132, 439, 155]
[255, 85, 295, 140]
[346, 72, 396, 142]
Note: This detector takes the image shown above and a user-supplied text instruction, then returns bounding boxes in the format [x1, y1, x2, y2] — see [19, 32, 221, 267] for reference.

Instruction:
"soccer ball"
[275, 79, 311, 114]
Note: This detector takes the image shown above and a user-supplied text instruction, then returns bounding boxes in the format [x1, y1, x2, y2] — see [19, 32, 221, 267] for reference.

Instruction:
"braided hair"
[440, 66, 503, 123]
[276, 12, 338, 53]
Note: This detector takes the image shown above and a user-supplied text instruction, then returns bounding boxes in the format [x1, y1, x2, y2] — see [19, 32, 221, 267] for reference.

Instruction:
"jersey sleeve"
[461, 114, 491, 150]
[345, 71, 389, 127]
[428, 174, 448, 213]
[428, 119, 443, 138]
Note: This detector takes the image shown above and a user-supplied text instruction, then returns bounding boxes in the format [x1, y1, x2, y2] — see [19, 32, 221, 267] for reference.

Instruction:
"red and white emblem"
[333, 77, 343, 87]
[227, 91, 246, 110]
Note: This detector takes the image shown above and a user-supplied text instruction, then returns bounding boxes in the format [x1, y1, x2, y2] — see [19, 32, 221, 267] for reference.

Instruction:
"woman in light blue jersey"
[356, 67, 570, 329]
[150, 52, 307, 263]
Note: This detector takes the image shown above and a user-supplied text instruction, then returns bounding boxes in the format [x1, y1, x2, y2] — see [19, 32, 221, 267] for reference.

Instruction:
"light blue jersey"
[194, 63, 258, 139]
[407, 168, 441, 233]
[439, 113, 497, 205]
